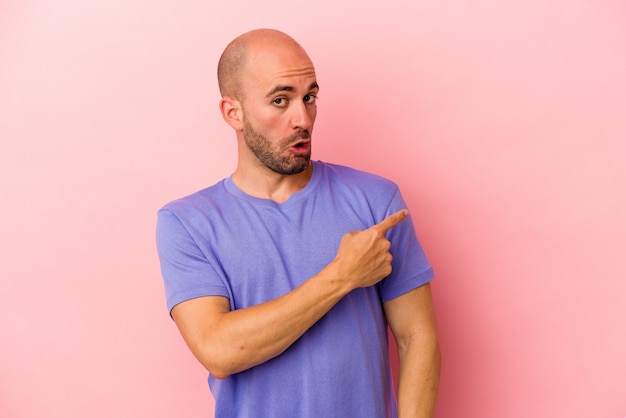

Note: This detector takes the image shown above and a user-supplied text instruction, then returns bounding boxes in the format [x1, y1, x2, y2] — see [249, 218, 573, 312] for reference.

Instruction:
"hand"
[331, 209, 408, 291]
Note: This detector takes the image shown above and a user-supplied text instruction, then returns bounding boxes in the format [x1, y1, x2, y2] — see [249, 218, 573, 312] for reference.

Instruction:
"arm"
[171, 209, 408, 379]
[384, 283, 441, 418]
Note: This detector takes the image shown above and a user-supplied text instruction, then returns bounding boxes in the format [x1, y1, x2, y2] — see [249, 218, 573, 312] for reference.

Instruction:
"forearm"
[396, 336, 441, 418]
[177, 262, 351, 379]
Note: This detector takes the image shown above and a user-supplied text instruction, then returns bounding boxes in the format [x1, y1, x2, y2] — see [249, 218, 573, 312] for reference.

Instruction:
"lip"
[289, 140, 311, 154]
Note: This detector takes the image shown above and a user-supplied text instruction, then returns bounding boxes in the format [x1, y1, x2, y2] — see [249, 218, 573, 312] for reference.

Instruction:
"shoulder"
[157, 180, 235, 236]
[156, 180, 236, 248]
[159, 180, 227, 217]
[313, 161, 403, 225]
[316, 161, 399, 193]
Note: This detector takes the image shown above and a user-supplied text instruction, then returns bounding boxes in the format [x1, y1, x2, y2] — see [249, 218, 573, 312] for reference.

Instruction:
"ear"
[219, 96, 244, 131]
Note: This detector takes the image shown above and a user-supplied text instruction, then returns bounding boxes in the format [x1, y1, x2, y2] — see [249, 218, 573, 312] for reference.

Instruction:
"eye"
[303, 93, 317, 104]
[273, 97, 287, 107]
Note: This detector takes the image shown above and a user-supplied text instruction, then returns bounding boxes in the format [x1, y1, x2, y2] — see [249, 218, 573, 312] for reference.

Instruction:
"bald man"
[156, 29, 440, 418]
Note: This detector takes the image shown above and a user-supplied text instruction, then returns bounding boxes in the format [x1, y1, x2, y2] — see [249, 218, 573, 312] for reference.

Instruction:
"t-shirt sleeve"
[156, 209, 230, 314]
[379, 188, 434, 303]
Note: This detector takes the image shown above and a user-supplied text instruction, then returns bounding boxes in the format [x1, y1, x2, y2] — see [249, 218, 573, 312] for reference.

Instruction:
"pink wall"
[1, 1, 624, 417]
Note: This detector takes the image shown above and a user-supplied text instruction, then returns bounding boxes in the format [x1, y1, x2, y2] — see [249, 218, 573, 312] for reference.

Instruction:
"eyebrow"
[266, 82, 319, 98]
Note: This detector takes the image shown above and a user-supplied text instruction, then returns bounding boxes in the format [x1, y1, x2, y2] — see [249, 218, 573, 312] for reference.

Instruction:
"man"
[156, 29, 440, 417]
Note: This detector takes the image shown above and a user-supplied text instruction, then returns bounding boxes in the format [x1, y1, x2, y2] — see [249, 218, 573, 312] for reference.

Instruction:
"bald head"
[217, 29, 310, 100]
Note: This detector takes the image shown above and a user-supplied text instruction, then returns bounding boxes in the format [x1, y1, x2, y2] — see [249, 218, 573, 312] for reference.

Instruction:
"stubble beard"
[243, 119, 311, 175]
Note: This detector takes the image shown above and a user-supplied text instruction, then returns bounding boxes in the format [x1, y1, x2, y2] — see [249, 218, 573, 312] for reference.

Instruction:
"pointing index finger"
[371, 209, 409, 233]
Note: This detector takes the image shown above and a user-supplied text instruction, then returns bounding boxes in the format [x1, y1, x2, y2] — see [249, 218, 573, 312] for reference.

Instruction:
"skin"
[172, 29, 441, 417]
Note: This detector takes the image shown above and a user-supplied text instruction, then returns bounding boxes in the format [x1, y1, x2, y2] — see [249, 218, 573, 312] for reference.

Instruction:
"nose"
[290, 100, 315, 131]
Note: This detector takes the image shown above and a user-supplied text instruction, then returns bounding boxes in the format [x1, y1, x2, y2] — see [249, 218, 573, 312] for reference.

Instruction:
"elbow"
[424, 334, 442, 367]
[197, 355, 236, 380]
[207, 367, 232, 380]
[197, 350, 242, 380]
[433, 340, 442, 370]
[398, 332, 441, 372]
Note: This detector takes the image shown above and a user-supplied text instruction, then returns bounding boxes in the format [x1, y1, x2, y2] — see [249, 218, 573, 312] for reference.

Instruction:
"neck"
[231, 161, 313, 204]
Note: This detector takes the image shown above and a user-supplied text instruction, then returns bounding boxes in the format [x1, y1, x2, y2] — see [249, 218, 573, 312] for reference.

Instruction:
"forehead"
[243, 43, 317, 94]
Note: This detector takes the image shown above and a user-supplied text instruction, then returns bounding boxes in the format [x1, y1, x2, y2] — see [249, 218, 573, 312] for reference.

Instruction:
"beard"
[243, 119, 311, 175]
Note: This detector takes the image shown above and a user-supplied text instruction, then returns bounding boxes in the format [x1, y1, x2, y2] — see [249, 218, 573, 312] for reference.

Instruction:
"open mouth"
[290, 140, 311, 153]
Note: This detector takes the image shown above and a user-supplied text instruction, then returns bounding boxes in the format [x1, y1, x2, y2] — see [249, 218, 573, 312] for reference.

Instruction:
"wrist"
[316, 260, 354, 298]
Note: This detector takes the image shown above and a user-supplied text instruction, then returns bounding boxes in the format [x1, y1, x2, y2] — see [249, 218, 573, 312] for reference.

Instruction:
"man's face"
[238, 43, 319, 175]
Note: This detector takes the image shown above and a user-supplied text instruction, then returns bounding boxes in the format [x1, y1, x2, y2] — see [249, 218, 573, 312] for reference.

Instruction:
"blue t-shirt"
[156, 161, 433, 418]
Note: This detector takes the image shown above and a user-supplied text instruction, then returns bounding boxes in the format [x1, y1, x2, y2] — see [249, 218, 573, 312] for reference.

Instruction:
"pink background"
[1, 0, 625, 417]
